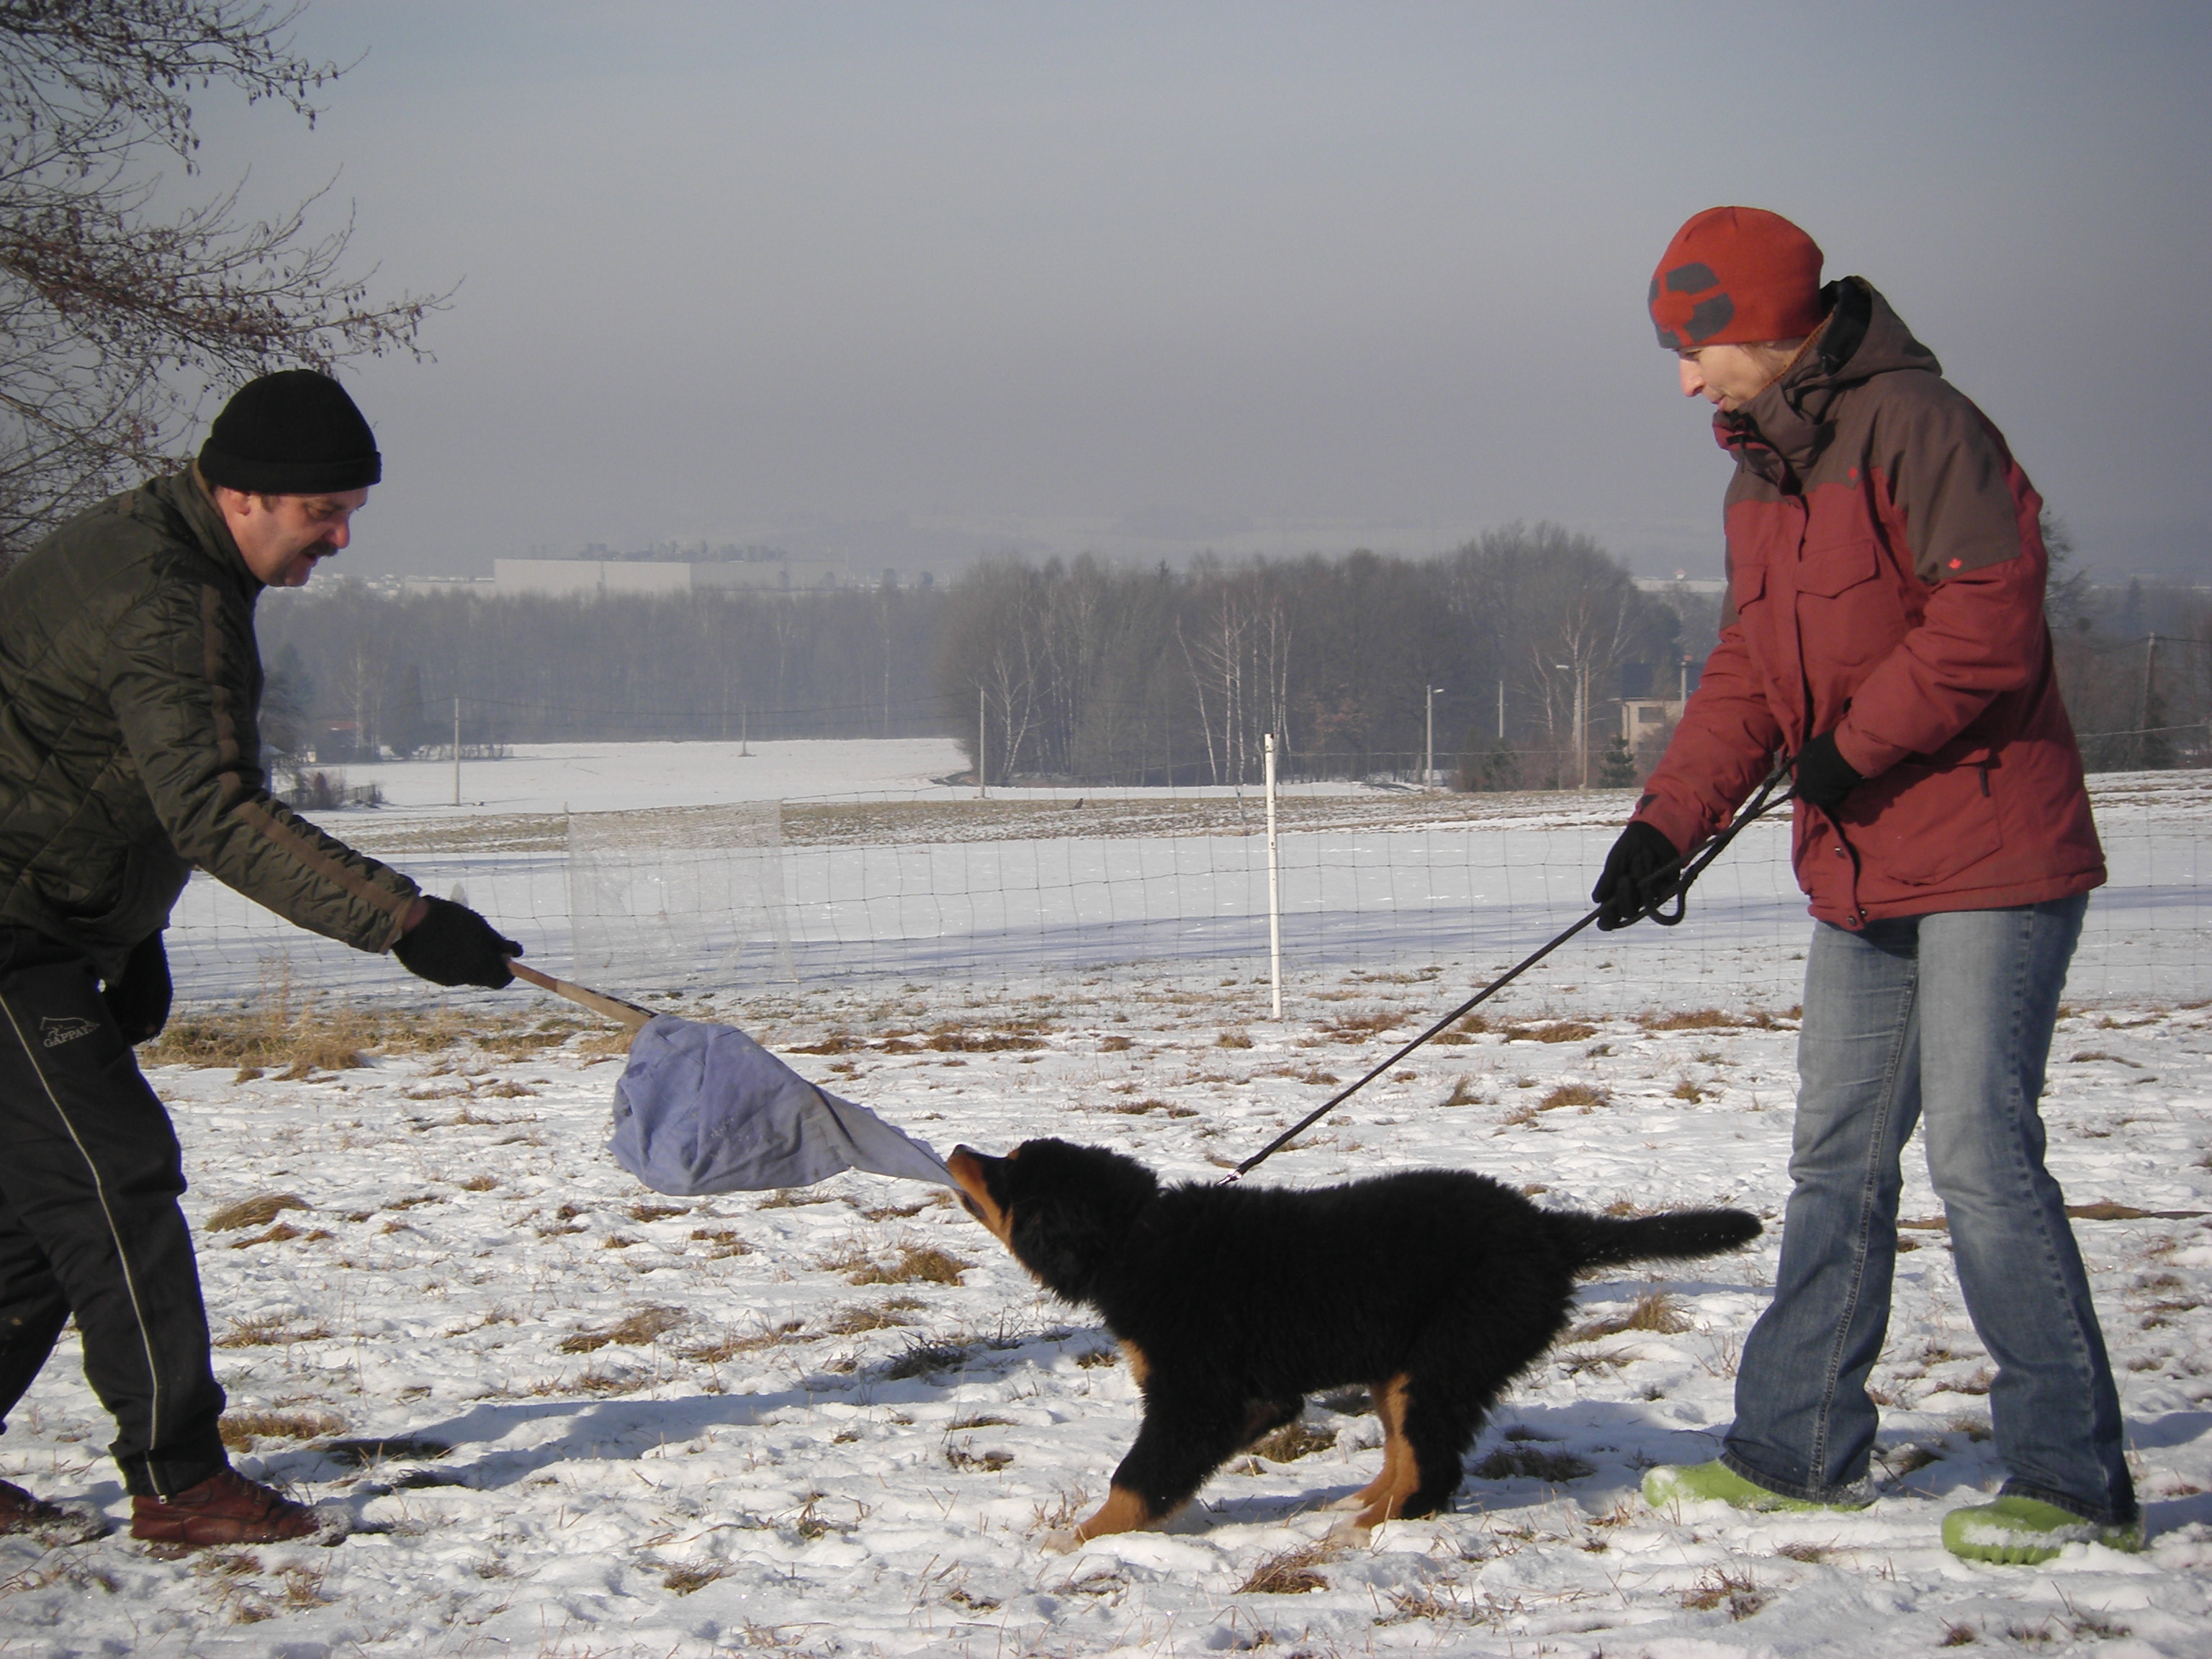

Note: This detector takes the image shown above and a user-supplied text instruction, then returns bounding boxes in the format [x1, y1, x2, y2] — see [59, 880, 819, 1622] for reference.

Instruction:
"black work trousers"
[0, 929, 226, 1496]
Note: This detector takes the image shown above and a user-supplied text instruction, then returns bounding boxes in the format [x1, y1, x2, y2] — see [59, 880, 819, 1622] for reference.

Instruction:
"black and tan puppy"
[948, 1138, 1759, 1549]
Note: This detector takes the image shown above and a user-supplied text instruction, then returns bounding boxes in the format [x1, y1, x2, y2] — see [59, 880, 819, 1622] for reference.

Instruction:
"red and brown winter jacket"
[1632, 279, 2103, 928]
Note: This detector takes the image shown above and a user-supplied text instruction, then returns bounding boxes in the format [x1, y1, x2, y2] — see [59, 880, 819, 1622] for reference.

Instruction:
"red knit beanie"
[1648, 207, 1824, 350]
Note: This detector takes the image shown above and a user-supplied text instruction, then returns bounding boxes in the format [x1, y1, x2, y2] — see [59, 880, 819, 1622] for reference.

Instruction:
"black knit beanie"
[197, 369, 382, 495]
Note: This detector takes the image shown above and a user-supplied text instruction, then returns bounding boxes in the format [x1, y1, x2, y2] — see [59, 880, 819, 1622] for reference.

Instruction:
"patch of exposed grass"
[215, 1313, 331, 1348]
[662, 1563, 727, 1594]
[684, 1321, 804, 1363]
[1235, 1540, 1337, 1595]
[1539, 1082, 1609, 1112]
[1104, 1097, 1197, 1118]
[882, 1339, 973, 1380]
[1672, 1077, 1709, 1102]
[925, 1027, 1047, 1053]
[847, 1244, 972, 1287]
[557, 1305, 685, 1354]
[1568, 1287, 1691, 1341]
[819, 1301, 919, 1336]
[219, 1408, 344, 1451]
[1503, 1020, 1599, 1044]
[1640, 1008, 1737, 1032]
[1439, 1076, 1485, 1107]
[1215, 1028, 1254, 1049]
[205, 1193, 310, 1232]
[1470, 1444, 1595, 1482]
[1681, 1568, 1766, 1619]
[1250, 1420, 1336, 1462]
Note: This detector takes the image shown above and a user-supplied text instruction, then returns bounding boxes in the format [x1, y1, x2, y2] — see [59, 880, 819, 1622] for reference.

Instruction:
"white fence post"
[1265, 732, 1282, 1020]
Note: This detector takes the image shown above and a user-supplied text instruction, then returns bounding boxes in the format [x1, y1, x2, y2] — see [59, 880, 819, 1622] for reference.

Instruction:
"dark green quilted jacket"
[0, 470, 420, 977]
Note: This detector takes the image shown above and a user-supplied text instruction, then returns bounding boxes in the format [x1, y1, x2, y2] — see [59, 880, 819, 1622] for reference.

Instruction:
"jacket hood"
[1715, 278, 1941, 479]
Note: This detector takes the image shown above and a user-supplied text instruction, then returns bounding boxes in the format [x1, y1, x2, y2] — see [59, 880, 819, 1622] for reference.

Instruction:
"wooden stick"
[505, 958, 655, 1031]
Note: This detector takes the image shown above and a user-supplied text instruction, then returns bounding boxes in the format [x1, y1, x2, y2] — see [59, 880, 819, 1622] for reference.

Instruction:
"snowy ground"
[3, 965, 2210, 1658]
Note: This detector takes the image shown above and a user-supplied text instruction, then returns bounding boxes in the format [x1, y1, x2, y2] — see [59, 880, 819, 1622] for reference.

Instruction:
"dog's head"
[947, 1138, 1159, 1303]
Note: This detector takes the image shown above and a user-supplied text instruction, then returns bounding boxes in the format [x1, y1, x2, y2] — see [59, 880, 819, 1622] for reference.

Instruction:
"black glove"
[1591, 822, 1682, 932]
[102, 930, 173, 1044]
[393, 897, 522, 989]
[1792, 732, 1864, 814]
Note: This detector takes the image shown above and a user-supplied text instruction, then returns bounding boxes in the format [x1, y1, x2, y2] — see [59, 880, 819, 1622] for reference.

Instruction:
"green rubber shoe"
[1641, 1460, 1871, 1514]
[1942, 1496, 2144, 1564]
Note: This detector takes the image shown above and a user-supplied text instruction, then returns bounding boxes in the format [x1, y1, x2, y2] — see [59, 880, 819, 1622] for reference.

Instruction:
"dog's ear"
[1003, 1141, 1158, 1303]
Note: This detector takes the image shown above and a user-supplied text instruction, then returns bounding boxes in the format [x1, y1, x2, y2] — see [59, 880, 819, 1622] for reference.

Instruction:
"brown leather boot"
[130, 1467, 333, 1547]
[0, 1478, 109, 1545]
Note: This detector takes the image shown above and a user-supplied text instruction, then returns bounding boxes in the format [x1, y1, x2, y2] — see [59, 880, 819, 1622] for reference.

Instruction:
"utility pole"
[1264, 733, 1282, 1021]
[1496, 678, 1506, 741]
[451, 695, 461, 807]
[976, 685, 987, 799]
[1424, 685, 1444, 787]
[2138, 634, 2159, 770]
[1576, 665, 1589, 789]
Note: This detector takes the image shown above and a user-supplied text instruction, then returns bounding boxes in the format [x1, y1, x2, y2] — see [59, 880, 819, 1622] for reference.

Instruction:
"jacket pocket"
[1797, 537, 1881, 597]
[1797, 538, 1897, 670]
[1843, 759, 2002, 888]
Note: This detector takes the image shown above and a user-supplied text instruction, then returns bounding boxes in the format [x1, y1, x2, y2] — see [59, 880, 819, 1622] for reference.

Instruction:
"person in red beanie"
[1597, 208, 2138, 1563]
[0, 371, 524, 1547]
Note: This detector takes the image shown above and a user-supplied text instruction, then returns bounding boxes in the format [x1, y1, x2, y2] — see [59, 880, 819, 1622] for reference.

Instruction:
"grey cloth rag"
[608, 1015, 953, 1195]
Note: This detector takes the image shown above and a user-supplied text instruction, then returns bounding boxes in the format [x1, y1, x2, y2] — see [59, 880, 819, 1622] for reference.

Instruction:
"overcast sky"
[195, 1, 2210, 581]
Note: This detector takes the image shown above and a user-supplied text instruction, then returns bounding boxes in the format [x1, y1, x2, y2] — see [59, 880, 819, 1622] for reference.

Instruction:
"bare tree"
[0, 0, 446, 567]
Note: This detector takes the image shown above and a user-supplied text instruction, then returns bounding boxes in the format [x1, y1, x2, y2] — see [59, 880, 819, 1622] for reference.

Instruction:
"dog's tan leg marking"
[1119, 1339, 1151, 1390]
[1044, 1483, 1156, 1552]
[1332, 1375, 1419, 1535]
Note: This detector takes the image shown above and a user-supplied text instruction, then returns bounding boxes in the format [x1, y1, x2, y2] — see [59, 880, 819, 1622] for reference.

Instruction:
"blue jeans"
[1722, 894, 2136, 1525]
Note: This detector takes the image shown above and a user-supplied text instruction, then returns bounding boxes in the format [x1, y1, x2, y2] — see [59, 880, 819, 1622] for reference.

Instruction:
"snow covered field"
[2, 971, 2208, 1656]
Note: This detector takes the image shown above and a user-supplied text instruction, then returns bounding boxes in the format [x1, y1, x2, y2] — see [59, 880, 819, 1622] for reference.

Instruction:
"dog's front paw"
[1040, 1527, 1084, 1554]
[1326, 1512, 1381, 1545]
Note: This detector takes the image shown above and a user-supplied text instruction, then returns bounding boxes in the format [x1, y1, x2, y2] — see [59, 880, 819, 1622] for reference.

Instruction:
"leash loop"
[1222, 756, 1797, 1183]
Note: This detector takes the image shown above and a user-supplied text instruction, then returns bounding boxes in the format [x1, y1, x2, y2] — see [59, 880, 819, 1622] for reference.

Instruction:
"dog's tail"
[1547, 1207, 1762, 1272]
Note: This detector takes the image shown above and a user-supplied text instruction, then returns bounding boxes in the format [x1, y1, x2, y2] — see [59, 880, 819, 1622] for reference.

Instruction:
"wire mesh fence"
[160, 768, 2211, 1021]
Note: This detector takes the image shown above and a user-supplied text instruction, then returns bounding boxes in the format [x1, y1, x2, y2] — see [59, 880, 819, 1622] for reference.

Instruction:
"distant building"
[1620, 698, 1685, 745]
[492, 555, 921, 598]
[1632, 575, 1727, 597]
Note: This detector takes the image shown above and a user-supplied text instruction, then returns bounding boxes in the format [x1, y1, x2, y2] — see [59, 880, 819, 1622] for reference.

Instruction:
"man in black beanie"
[0, 369, 523, 1547]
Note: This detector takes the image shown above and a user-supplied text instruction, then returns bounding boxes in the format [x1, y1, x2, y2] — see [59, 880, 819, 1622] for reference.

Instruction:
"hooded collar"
[144, 467, 264, 595]
[1713, 278, 1942, 482]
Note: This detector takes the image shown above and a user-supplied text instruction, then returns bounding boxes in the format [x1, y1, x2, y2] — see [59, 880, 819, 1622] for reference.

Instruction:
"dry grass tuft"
[147, 961, 477, 1069]
[818, 1301, 918, 1336]
[219, 1408, 343, 1451]
[1439, 1076, 1484, 1107]
[215, 1313, 331, 1348]
[1250, 1420, 1337, 1462]
[926, 1027, 1047, 1053]
[558, 1305, 685, 1354]
[1235, 1540, 1337, 1595]
[1672, 1077, 1709, 1102]
[848, 1244, 972, 1287]
[1470, 1444, 1595, 1482]
[1215, 1028, 1254, 1049]
[1539, 1082, 1608, 1112]
[206, 1193, 310, 1232]
[1100, 1033, 1134, 1052]
[1104, 1097, 1197, 1118]
[1504, 1020, 1599, 1044]
[1680, 1568, 1766, 1619]
[1640, 1008, 1738, 1032]
[1568, 1287, 1691, 1341]
[883, 1339, 972, 1380]
[684, 1320, 804, 1362]
[663, 1562, 728, 1594]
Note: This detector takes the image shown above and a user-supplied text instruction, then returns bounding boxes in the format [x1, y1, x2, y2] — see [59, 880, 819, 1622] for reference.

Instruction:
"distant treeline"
[253, 518, 2207, 787]
[253, 583, 947, 766]
[936, 524, 1707, 788]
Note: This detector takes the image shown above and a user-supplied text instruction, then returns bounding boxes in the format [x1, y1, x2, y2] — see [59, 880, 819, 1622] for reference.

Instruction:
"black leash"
[1223, 756, 1799, 1183]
